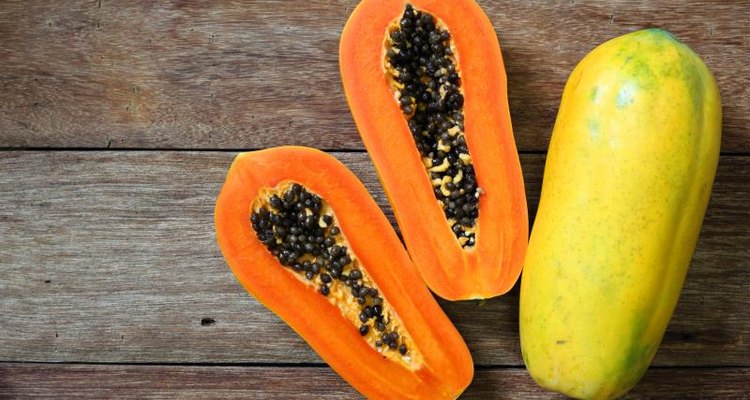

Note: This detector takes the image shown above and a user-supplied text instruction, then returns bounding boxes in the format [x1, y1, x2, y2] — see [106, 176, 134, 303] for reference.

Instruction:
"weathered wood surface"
[1, 1, 748, 395]
[1, 152, 747, 367]
[0, 363, 748, 399]
[0, 0, 747, 151]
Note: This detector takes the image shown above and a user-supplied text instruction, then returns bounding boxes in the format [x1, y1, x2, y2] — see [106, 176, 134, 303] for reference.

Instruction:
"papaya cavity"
[384, 4, 479, 247]
[250, 181, 419, 367]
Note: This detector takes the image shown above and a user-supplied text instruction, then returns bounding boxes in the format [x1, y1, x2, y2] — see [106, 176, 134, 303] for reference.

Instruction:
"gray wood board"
[0, 363, 748, 399]
[0, 1, 747, 151]
[0, 151, 747, 366]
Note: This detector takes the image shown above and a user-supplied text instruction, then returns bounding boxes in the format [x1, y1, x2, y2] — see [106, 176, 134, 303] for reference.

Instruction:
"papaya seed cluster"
[385, 4, 479, 248]
[251, 183, 408, 356]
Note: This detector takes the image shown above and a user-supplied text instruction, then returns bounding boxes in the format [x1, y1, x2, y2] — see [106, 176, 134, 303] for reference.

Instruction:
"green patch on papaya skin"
[614, 316, 655, 395]
[679, 56, 709, 115]
[615, 345, 653, 398]
[644, 28, 680, 44]
[622, 57, 655, 90]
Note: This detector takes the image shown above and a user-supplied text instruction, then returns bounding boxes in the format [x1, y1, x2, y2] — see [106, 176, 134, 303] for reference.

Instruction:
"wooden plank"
[0, 152, 747, 366]
[0, 363, 747, 399]
[469, 367, 750, 399]
[0, 363, 361, 400]
[0, 1, 747, 151]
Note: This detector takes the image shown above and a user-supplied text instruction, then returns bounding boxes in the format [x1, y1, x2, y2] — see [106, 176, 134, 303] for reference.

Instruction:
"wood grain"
[0, 1, 747, 151]
[0, 151, 747, 366]
[0, 363, 747, 399]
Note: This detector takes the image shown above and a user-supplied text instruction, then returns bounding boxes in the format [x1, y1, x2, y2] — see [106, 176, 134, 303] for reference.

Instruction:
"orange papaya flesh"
[215, 146, 473, 399]
[341, 0, 528, 300]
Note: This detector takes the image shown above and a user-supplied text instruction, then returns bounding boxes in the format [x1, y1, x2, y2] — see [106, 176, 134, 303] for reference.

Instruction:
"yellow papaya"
[519, 29, 721, 399]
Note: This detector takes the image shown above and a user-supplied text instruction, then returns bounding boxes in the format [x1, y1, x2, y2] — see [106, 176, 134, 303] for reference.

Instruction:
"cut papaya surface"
[214, 146, 473, 399]
[340, 0, 528, 300]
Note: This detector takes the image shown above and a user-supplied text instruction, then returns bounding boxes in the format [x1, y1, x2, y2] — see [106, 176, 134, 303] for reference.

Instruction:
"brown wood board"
[0, 363, 747, 399]
[1, 152, 747, 367]
[1, 0, 748, 397]
[0, 1, 747, 151]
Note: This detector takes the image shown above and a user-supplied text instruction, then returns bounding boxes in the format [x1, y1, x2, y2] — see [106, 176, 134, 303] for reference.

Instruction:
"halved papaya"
[214, 146, 473, 399]
[340, 0, 528, 300]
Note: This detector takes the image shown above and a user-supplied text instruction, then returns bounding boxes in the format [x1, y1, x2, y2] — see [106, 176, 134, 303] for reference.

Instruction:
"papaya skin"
[519, 29, 721, 399]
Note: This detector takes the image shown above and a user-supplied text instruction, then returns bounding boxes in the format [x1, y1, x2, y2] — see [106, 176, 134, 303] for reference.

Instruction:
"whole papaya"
[519, 29, 721, 399]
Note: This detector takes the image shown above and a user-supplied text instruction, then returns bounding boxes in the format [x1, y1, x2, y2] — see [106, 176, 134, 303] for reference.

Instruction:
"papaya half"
[340, 0, 528, 300]
[214, 146, 473, 399]
[519, 29, 721, 399]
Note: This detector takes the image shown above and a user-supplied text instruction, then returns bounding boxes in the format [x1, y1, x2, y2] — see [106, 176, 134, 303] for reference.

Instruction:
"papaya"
[339, 0, 528, 300]
[214, 146, 473, 399]
[519, 29, 721, 399]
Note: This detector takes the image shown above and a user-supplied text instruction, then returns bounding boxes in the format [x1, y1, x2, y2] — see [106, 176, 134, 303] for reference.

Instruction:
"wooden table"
[1, 1, 748, 398]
